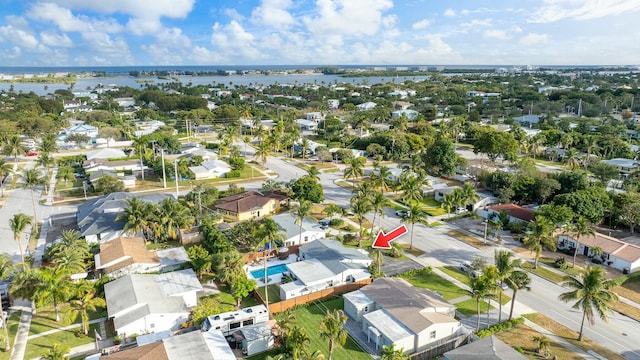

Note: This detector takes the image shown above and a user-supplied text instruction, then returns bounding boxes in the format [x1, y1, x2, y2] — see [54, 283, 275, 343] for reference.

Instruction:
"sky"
[0, 0, 639, 67]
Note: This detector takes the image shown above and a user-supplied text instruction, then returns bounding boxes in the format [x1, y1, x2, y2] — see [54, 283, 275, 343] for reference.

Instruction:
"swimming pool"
[250, 264, 288, 279]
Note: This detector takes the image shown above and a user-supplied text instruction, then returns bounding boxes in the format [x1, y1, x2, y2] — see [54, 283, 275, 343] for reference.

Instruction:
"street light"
[483, 220, 489, 245]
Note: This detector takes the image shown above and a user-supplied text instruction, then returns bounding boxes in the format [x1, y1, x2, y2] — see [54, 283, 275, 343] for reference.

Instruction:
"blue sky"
[0, 0, 638, 66]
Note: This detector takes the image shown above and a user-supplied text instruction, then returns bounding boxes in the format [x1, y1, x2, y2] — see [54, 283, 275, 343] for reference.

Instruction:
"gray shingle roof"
[270, 213, 322, 239]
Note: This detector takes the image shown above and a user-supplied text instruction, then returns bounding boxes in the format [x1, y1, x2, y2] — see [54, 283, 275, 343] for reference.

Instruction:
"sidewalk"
[10, 306, 32, 360]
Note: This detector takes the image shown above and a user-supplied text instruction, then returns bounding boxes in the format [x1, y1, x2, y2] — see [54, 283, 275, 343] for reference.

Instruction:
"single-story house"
[84, 158, 143, 174]
[269, 213, 326, 247]
[482, 203, 535, 223]
[133, 120, 166, 138]
[86, 148, 126, 161]
[443, 335, 527, 360]
[293, 139, 324, 155]
[114, 97, 136, 108]
[344, 277, 464, 355]
[89, 169, 136, 188]
[233, 322, 274, 356]
[95, 237, 189, 278]
[434, 186, 459, 202]
[357, 102, 377, 111]
[279, 239, 372, 300]
[513, 114, 540, 128]
[189, 160, 231, 180]
[98, 329, 235, 360]
[61, 124, 98, 139]
[391, 109, 420, 121]
[77, 192, 174, 243]
[600, 158, 640, 176]
[558, 232, 640, 273]
[104, 269, 202, 335]
[296, 119, 318, 131]
[215, 191, 288, 222]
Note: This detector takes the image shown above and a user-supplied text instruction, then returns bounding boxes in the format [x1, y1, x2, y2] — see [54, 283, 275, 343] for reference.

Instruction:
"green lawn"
[398, 268, 467, 301]
[521, 261, 565, 283]
[255, 284, 281, 304]
[218, 285, 260, 308]
[439, 266, 472, 286]
[25, 324, 100, 360]
[0, 312, 21, 360]
[28, 305, 107, 336]
[455, 298, 494, 317]
[421, 196, 441, 207]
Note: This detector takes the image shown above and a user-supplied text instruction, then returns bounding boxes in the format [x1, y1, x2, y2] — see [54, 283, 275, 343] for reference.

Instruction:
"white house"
[344, 277, 464, 355]
[270, 213, 326, 247]
[356, 102, 377, 111]
[600, 158, 640, 176]
[296, 119, 318, 131]
[557, 232, 640, 273]
[188, 159, 231, 180]
[327, 99, 340, 109]
[104, 269, 202, 335]
[279, 239, 371, 300]
[86, 148, 126, 161]
[391, 109, 420, 121]
[133, 120, 166, 138]
[62, 124, 99, 139]
[114, 97, 136, 108]
[234, 322, 274, 356]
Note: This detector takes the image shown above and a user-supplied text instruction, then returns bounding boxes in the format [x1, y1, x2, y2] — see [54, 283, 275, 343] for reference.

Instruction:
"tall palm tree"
[20, 168, 44, 224]
[38, 134, 58, 154]
[10, 265, 43, 314]
[343, 157, 365, 189]
[132, 137, 147, 182]
[0, 254, 13, 351]
[461, 183, 479, 206]
[558, 265, 620, 341]
[50, 229, 89, 259]
[402, 204, 430, 250]
[0, 159, 13, 197]
[569, 216, 595, 267]
[3, 135, 26, 161]
[116, 197, 154, 240]
[37, 266, 71, 322]
[369, 191, 391, 233]
[158, 198, 194, 241]
[10, 213, 33, 264]
[523, 216, 556, 269]
[466, 275, 491, 331]
[494, 250, 527, 323]
[441, 195, 456, 218]
[40, 343, 70, 360]
[254, 141, 271, 166]
[322, 203, 343, 219]
[319, 309, 348, 360]
[306, 166, 321, 183]
[254, 218, 285, 313]
[399, 174, 423, 204]
[371, 165, 393, 192]
[350, 197, 372, 247]
[65, 281, 106, 335]
[507, 270, 531, 321]
[291, 200, 313, 246]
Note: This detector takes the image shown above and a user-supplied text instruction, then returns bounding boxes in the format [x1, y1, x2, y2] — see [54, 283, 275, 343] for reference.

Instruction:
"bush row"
[476, 317, 525, 338]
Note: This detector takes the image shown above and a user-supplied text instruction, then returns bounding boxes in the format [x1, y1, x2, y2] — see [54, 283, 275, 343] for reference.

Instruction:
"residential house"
[133, 120, 166, 138]
[215, 190, 288, 222]
[84, 158, 143, 175]
[344, 277, 464, 355]
[180, 143, 219, 161]
[391, 101, 413, 110]
[391, 109, 420, 121]
[294, 139, 324, 155]
[76, 192, 174, 243]
[63, 99, 92, 113]
[86, 148, 126, 161]
[327, 99, 340, 109]
[61, 123, 99, 139]
[189, 160, 231, 180]
[279, 239, 372, 300]
[201, 305, 270, 334]
[269, 213, 326, 247]
[233, 322, 274, 356]
[600, 158, 640, 177]
[306, 112, 324, 121]
[357, 102, 377, 111]
[443, 335, 527, 360]
[434, 186, 459, 202]
[114, 97, 136, 108]
[557, 232, 640, 273]
[482, 203, 534, 224]
[513, 114, 540, 128]
[95, 237, 189, 278]
[89, 169, 136, 188]
[104, 269, 202, 335]
[296, 119, 318, 131]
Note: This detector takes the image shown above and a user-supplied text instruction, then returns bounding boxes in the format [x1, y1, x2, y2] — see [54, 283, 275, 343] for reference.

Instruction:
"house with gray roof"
[600, 158, 640, 176]
[189, 159, 231, 180]
[443, 335, 527, 360]
[344, 277, 464, 355]
[76, 192, 174, 243]
[270, 213, 326, 247]
[279, 239, 372, 300]
[104, 269, 202, 336]
[513, 114, 540, 128]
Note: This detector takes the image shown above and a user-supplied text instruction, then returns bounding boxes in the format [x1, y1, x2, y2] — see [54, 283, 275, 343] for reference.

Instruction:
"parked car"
[395, 210, 408, 218]
[459, 261, 482, 278]
[26, 152, 38, 157]
[455, 207, 468, 215]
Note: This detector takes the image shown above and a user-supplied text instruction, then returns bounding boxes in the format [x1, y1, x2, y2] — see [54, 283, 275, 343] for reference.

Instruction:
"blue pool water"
[250, 264, 288, 279]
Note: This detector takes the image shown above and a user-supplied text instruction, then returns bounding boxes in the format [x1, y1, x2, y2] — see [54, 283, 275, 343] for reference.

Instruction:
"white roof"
[86, 148, 126, 160]
[343, 290, 374, 308]
[364, 309, 413, 342]
[203, 331, 236, 360]
[286, 259, 335, 285]
[158, 269, 203, 296]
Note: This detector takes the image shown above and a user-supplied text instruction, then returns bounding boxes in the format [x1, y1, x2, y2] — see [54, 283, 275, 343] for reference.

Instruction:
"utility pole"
[160, 147, 167, 189]
[484, 220, 489, 244]
[174, 159, 179, 197]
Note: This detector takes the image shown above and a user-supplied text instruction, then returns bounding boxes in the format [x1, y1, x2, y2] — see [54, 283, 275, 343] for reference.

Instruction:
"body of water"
[250, 263, 288, 279]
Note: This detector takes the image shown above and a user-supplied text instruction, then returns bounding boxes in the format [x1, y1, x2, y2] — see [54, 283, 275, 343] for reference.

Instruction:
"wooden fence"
[255, 278, 373, 314]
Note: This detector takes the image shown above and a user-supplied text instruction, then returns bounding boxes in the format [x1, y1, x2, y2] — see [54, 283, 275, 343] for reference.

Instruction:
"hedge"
[476, 317, 525, 338]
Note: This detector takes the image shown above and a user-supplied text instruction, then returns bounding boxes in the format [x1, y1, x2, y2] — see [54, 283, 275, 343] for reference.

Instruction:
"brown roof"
[361, 277, 456, 333]
[565, 232, 640, 263]
[99, 237, 159, 272]
[104, 341, 168, 360]
[488, 203, 534, 222]
[215, 190, 286, 214]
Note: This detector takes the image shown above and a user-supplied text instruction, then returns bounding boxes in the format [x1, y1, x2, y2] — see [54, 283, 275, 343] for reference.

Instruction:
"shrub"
[592, 258, 603, 264]
[329, 218, 344, 227]
[113, 335, 122, 345]
[342, 234, 358, 245]
[476, 317, 525, 338]
[226, 170, 241, 178]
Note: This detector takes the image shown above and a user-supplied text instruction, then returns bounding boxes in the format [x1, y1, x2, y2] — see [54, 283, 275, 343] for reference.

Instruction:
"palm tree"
[460, 183, 479, 207]
[132, 137, 147, 182]
[558, 266, 620, 341]
[300, 138, 310, 159]
[10, 213, 33, 264]
[40, 343, 70, 360]
[371, 166, 393, 192]
[441, 195, 456, 218]
[399, 174, 423, 204]
[291, 200, 313, 246]
[350, 197, 372, 247]
[158, 198, 194, 241]
[65, 281, 106, 335]
[254, 218, 285, 313]
[507, 270, 531, 321]
[319, 309, 348, 360]
[494, 250, 527, 323]
[523, 216, 556, 269]
[381, 343, 409, 360]
[343, 157, 365, 189]
[20, 168, 44, 224]
[306, 166, 321, 183]
[3, 135, 26, 161]
[466, 275, 491, 331]
[0, 159, 13, 197]
[254, 141, 271, 166]
[37, 266, 71, 322]
[116, 197, 154, 240]
[10, 265, 43, 314]
[50, 229, 89, 259]
[36, 152, 55, 179]
[322, 203, 343, 219]
[38, 134, 58, 154]
[569, 216, 595, 267]
[369, 191, 391, 233]
[533, 335, 551, 357]
[0, 254, 13, 351]
[402, 204, 429, 250]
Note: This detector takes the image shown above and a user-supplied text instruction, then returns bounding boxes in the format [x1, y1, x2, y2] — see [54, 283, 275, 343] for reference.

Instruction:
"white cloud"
[224, 8, 244, 21]
[483, 29, 510, 40]
[28, 3, 123, 33]
[412, 19, 430, 30]
[529, 0, 640, 23]
[251, 0, 296, 28]
[519, 33, 549, 45]
[303, 0, 393, 38]
[0, 24, 41, 50]
[45, 0, 195, 19]
[443, 8, 456, 17]
[211, 21, 265, 61]
[40, 31, 74, 47]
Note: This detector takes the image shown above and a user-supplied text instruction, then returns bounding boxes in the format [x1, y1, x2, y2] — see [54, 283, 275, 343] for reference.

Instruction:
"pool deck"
[245, 253, 298, 286]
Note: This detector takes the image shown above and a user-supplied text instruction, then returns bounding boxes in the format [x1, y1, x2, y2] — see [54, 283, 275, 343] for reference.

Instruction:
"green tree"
[40, 343, 70, 360]
[186, 245, 211, 280]
[92, 175, 125, 194]
[350, 196, 372, 247]
[292, 200, 313, 246]
[10, 213, 33, 264]
[423, 138, 458, 175]
[381, 343, 409, 360]
[37, 266, 72, 322]
[344, 157, 366, 189]
[473, 130, 518, 162]
[569, 216, 595, 267]
[157, 197, 194, 241]
[56, 166, 75, 187]
[0, 254, 13, 351]
[523, 216, 556, 269]
[494, 250, 527, 323]
[0, 160, 13, 197]
[254, 141, 271, 165]
[116, 197, 154, 240]
[20, 168, 44, 224]
[322, 203, 343, 219]
[254, 218, 285, 312]
[402, 204, 430, 250]
[398, 172, 424, 204]
[10, 266, 44, 314]
[507, 270, 531, 321]
[306, 166, 321, 183]
[533, 335, 551, 357]
[191, 296, 233, 327]
[371, 165, 394, 192]
[232, 277, 256, 308]
[3, 135, 26, 161]
[319, 309, 348, 360]
[558, 266, 620, 341]
[65, 281, 106, 335]
[466, 275, 492, 331]
[369, 190, 391, 232]
[287, 176, 324, 203]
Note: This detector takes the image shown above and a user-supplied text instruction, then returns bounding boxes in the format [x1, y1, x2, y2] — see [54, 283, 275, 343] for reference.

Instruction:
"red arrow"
[372, 224, 408, 249]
